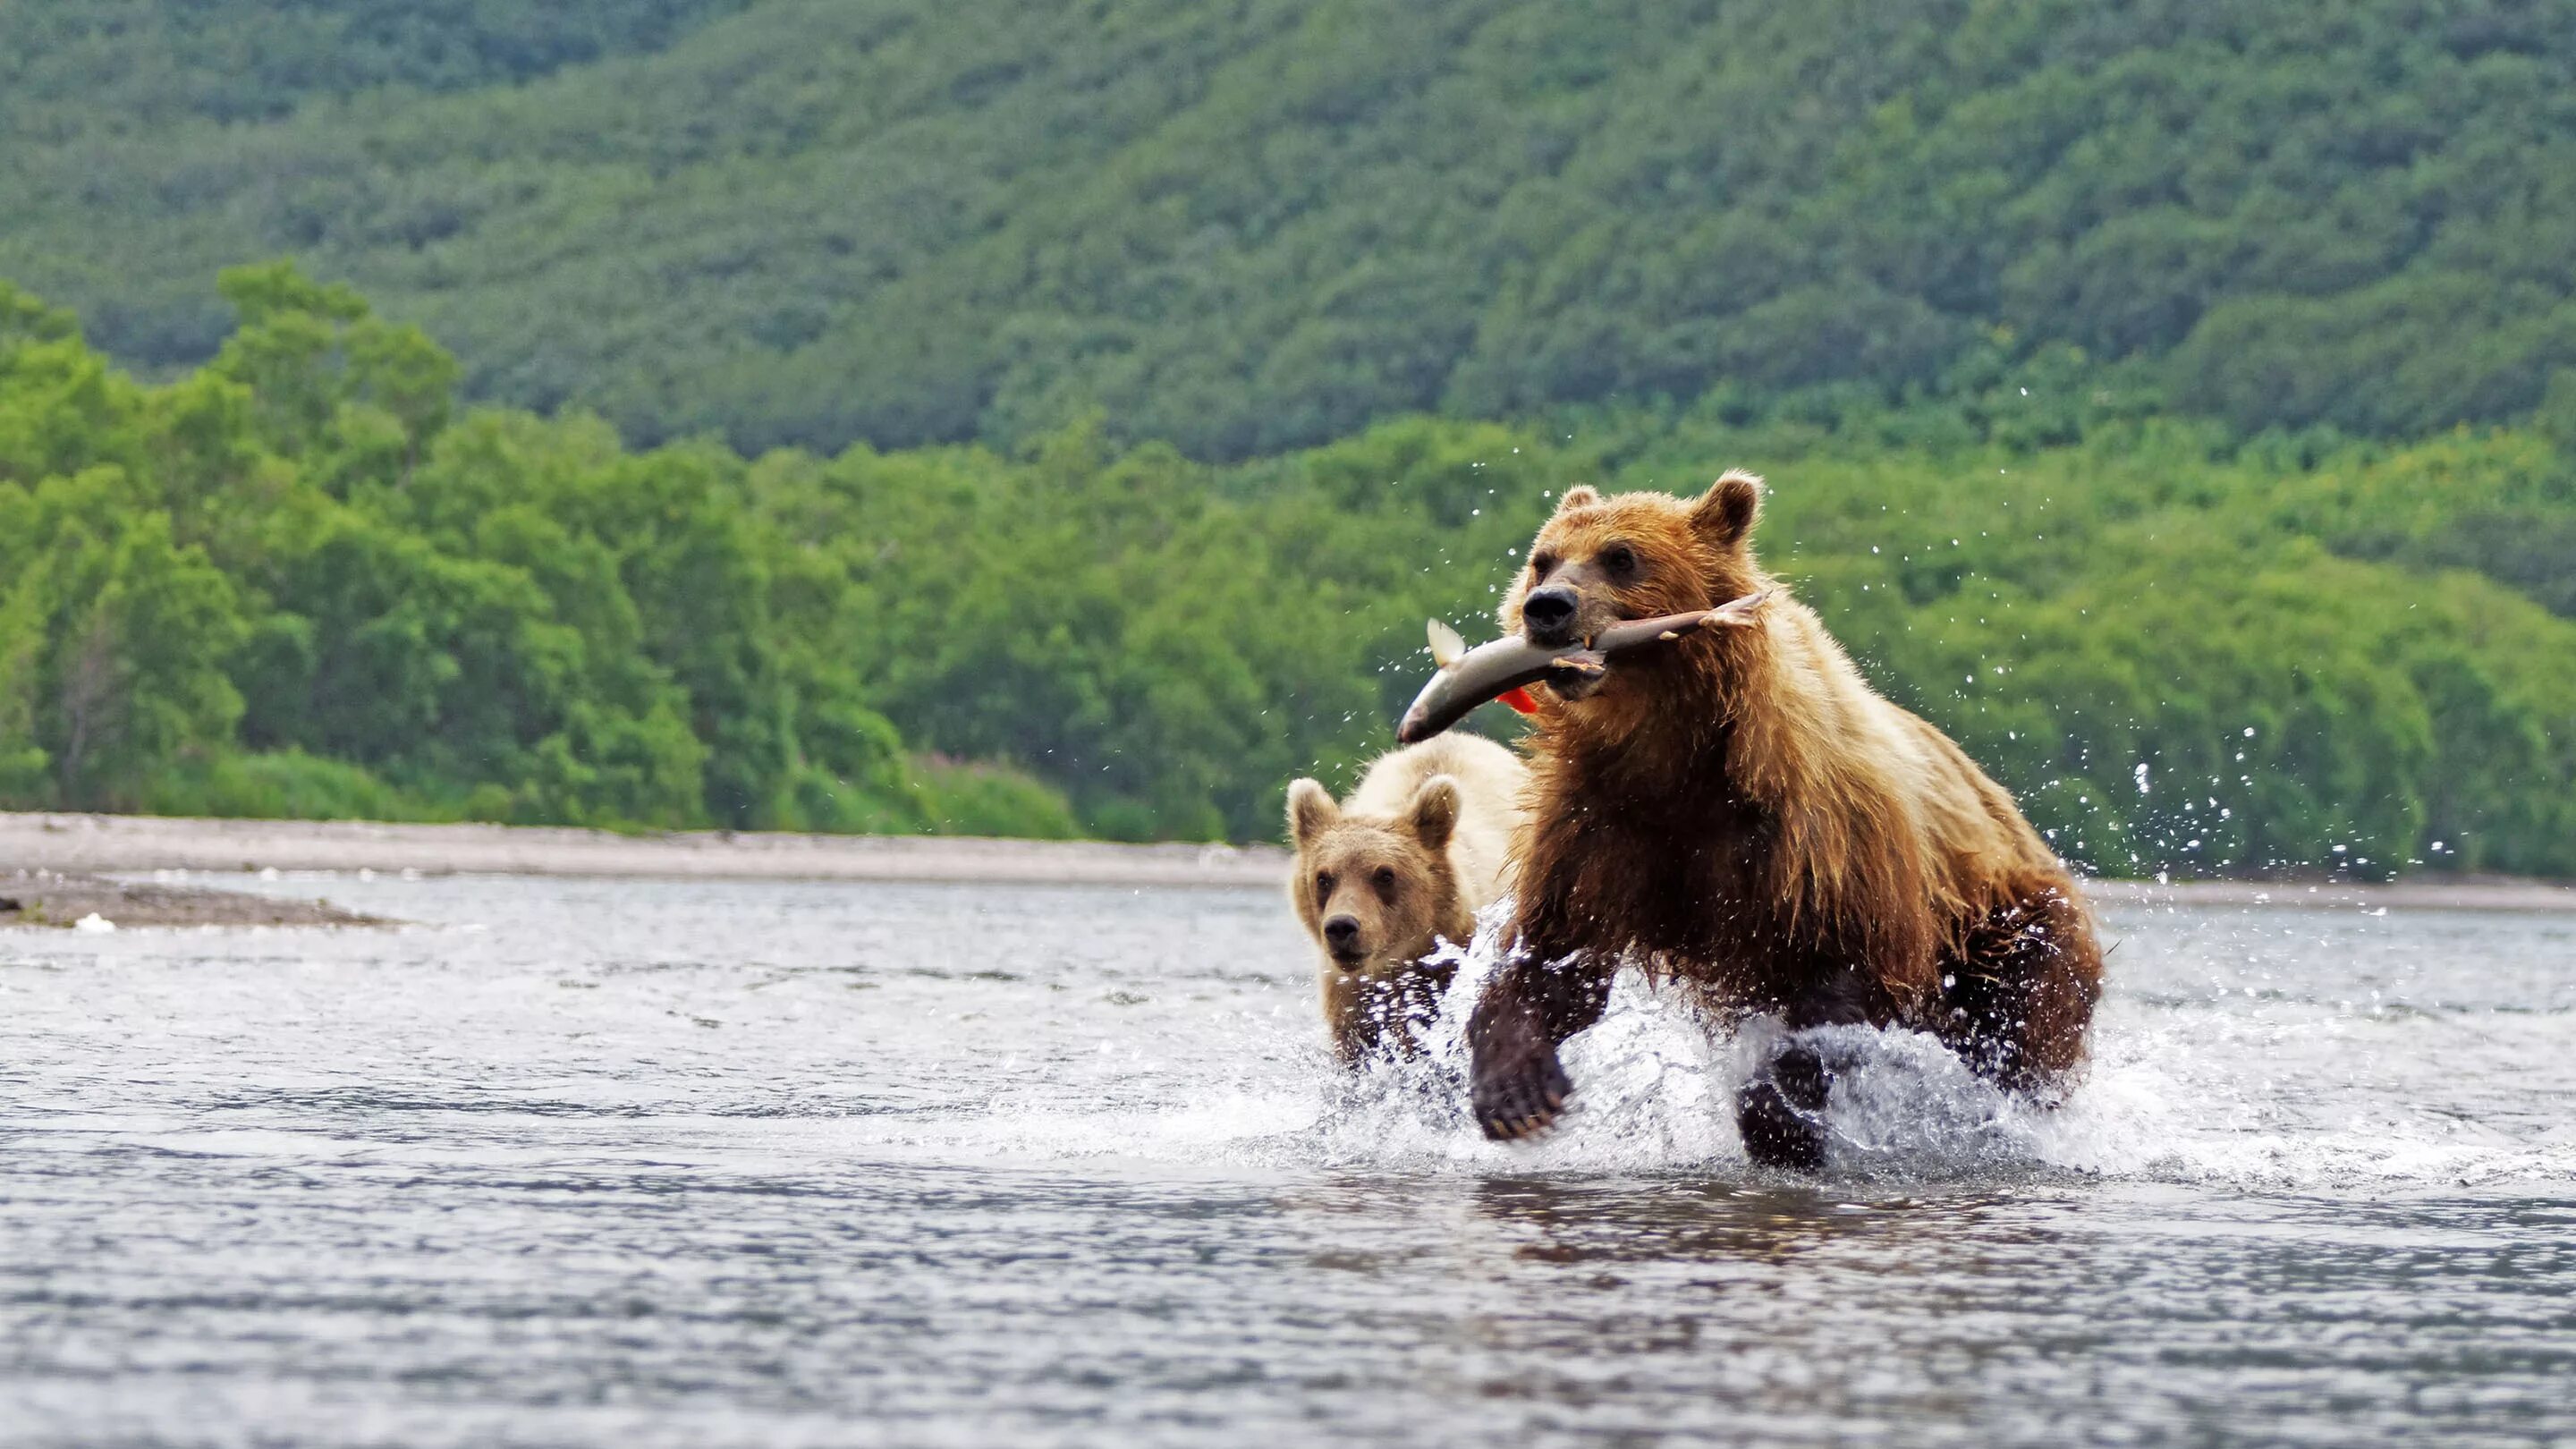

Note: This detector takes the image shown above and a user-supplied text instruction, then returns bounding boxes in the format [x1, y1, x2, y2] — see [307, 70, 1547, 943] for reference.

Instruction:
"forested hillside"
[5, 0, 2576, 458]
[7, 269, 2576, 876]
[7, 3, 2576, 876]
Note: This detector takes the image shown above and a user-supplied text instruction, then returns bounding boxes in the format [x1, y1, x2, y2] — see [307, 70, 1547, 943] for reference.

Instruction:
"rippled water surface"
[4, 874, 2573, 1446]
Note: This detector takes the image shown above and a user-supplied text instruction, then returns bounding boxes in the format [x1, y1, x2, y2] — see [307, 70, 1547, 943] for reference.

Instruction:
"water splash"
[859, 893, 2576, 1191]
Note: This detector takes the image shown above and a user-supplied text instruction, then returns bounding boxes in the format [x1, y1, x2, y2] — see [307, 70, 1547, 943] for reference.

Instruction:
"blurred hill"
[6, 0, 2575, 458]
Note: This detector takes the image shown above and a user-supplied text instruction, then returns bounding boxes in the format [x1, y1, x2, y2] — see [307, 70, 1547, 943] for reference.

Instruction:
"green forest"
[7, 266, 2576, 877]
[4, 1, 2576, 877]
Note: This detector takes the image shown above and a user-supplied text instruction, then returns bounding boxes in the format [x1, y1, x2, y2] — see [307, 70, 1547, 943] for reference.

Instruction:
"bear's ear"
[1403, 775, 1461, 852]
[1556, 485, 1601, 512]
[1286, 779, 1338, 848]
[1690, 470, 1763, 548]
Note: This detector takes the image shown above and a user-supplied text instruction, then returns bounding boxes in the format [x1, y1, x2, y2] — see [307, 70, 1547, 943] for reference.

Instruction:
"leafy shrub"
[903, 758, 1083, 841]
[137, 749, 447, 823]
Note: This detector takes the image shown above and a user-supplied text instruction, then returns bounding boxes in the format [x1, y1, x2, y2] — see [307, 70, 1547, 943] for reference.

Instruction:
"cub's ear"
[1286, 778, 1337, 848]
[1555, 485, 1601, 512]
[1690, 470, 1763, 548]
[1403, 775, 1462, 852]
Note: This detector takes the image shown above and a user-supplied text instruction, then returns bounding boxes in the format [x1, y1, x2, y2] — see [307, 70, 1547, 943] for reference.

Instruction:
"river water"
[2, 873, 2572, 1446]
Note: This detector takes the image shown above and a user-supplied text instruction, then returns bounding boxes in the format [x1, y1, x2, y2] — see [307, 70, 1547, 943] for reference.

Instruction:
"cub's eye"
[1372, 866, 1398, 896]
[1600, 542, 1638, 575]
[1314, 871, 1335, 902]
[1530, 551, 1557, 577]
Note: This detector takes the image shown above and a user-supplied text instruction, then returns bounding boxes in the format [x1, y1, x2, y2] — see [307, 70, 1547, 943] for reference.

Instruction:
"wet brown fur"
[1468, 475, 2104, 1160]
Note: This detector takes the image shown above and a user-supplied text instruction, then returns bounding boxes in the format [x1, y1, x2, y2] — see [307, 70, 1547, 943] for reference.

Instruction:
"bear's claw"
[1472, 1047, 1572, 1140]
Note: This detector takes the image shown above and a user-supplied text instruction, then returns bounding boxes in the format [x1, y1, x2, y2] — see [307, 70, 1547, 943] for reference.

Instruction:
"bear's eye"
[1600, 542, 1638, 575]
[1530, 551, 1557, 578]
[1372, 866, 1398, 896]
[1314, 871, 1335, 902]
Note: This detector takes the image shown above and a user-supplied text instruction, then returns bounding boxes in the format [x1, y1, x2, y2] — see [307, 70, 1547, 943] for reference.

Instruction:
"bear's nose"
[1521, 585, 1579, 646]
[1322, 915, 1361, 959]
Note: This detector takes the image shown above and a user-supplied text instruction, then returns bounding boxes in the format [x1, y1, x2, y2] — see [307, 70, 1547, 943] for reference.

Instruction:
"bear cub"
[1286, 734, 1526, 1063]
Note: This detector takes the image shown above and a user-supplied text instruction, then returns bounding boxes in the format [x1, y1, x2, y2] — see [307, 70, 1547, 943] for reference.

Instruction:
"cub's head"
[1284, 775, 1467, 980]
[1500, 471, 1767, 702]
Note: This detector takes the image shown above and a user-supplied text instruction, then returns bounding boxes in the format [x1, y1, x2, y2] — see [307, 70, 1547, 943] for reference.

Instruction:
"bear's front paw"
[1471, 1035, 1571, 1141]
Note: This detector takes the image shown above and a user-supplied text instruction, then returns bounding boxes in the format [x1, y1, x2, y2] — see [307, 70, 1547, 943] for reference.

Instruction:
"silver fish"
[1396, 591, 1768, 744]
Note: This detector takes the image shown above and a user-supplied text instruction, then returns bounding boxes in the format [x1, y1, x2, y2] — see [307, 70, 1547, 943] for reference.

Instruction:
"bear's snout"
[1322, 914, 1365, 964]
[1521, 585, 1580, 646]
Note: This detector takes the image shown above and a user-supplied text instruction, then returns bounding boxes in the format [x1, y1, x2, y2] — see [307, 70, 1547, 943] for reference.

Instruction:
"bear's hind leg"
[1736, 1040, 1831, 1169]
[1934, 890, 2103, 1094]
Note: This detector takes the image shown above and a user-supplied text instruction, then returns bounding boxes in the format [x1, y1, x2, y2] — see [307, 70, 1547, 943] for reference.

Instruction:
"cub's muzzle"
[1323, 914, 1365, 967]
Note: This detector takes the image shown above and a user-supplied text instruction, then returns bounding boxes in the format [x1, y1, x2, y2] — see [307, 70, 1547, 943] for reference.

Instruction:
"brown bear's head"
[1499, 471, 1767, 704]
[1284, 775, 1470, 983]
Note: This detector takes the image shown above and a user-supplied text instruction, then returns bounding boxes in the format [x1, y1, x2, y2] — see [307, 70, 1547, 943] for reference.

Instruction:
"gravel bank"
[5, 811, 2567, 912]
[0, 868, 392, 929]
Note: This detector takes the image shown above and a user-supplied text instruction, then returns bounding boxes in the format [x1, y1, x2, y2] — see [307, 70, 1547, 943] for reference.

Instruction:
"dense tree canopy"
[4, 0, 2575, 459]
[0, 269, 1075, 837]
[4, 269, 2574, 879]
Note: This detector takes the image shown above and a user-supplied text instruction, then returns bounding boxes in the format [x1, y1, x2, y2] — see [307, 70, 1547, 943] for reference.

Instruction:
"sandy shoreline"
[2, 810, 1291, 889]
[5, 810, 2572, 912]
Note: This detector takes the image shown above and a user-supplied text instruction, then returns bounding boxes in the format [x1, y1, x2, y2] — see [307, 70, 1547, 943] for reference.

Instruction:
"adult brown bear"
[1468, 473, 2103, 1168]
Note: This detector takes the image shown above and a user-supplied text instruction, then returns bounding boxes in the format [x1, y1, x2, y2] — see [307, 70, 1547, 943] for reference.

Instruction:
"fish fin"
[1548, 650, 1609, 678]
[1427, 619, 1464, 667]
[1709, 589, 1770, 625]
